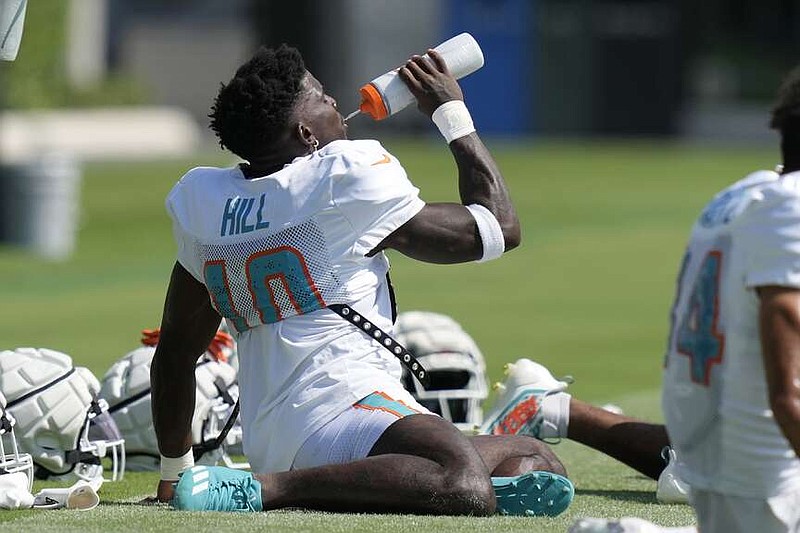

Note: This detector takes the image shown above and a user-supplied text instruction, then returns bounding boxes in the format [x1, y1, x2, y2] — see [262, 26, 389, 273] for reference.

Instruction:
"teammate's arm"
[368, 50, 520, 264]
[151, 261, 221, 500]
[758, 285, 800, 457]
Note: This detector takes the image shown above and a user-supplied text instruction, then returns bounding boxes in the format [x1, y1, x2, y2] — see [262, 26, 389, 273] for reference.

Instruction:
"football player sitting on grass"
[150, 43, 574, 517]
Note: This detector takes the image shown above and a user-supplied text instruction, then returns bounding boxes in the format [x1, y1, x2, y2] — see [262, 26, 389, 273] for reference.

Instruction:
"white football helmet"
[100, 344, 247, 471]
[394, 311, 488, 431]
[0, 348, 126, 485]
[0, 391, 34, 491]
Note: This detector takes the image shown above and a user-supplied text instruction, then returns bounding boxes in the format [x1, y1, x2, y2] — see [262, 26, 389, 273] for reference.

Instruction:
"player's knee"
[494, 454, 568, 478]
[529, 447, 568, 477]
[439, 471, 495, 516]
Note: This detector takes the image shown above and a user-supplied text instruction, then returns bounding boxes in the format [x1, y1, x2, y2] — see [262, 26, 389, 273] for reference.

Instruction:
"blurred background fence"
[3, 0, 796, 259]
[4, 0, 799, 139]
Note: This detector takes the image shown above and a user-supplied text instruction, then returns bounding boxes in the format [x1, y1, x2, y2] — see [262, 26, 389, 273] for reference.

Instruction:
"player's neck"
[240, 161, 283, 179]
[781, 164, 800, 175]
[241, 149, 307, 179]
[780, 157, 800, 174]
[779, 135, 800, 174]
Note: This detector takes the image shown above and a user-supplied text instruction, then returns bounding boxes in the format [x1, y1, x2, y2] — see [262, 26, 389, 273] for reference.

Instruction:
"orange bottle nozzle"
[359, 83, 389, 121]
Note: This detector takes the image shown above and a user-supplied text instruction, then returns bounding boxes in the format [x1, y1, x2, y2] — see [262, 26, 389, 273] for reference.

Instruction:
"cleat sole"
[492, 471, 574, 517]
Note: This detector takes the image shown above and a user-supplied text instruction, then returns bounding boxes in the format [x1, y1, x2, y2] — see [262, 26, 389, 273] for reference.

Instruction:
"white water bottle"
[349, 33, 484, 121]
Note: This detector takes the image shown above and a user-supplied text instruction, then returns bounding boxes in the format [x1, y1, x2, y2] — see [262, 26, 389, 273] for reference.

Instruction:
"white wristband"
[465, 204, 505, 262]
[160, 449, 194, 481]
[431, 100, 475, 144]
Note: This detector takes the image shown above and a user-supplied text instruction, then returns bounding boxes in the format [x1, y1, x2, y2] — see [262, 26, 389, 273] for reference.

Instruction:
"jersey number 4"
[673, 250, 725, 386]
[204, 246, 325, 332]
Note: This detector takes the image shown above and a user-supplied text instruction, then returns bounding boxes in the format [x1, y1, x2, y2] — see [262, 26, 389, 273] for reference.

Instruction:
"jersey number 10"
[203, 246, 325, 332]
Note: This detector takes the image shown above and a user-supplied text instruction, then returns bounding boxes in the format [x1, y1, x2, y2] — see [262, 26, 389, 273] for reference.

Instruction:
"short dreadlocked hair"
[770, 65, 800, 133]
[209, 45, 307, 160]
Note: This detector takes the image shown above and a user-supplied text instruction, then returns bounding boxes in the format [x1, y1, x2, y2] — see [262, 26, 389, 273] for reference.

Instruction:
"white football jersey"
[662, 169, 800, 498]
[166, 139, 425, 472]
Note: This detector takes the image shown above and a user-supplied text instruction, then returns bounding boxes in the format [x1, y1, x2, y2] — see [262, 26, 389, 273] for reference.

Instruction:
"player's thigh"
[291, 388, 428, 469]
[692, 488, 800, 533]
[293, 388, 477, 471]
[369, 412, 482, 466]
[366, 394, 483, 471]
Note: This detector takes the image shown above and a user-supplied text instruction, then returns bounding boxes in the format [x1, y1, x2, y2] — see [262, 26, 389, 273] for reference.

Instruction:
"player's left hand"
[399, 49, 464, 118]
[137, 479, 176, 505]
[157, 479, 175, 503]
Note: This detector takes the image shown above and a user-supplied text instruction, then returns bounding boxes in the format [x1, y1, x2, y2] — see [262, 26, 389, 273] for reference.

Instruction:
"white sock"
[539, 392, 571, 439]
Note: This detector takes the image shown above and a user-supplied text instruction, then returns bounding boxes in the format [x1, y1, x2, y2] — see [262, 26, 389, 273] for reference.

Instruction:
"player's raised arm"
[369, 50, 520, 264]
[151, 261, 222, 501]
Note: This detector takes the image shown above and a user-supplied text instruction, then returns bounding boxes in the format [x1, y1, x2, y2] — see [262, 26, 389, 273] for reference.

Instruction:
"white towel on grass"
[0, 472, 34, 509]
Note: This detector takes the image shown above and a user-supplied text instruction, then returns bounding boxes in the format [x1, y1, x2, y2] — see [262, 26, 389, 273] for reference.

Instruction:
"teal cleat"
[171, 465, 263, 512]
[492, 471, 574, 517]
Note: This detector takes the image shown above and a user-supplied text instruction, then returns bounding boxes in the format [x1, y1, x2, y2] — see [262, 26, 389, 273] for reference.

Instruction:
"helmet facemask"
[0, 400, 34, 491]
[34, 386, 126, 486]
[78, 398, 126, 483]
[402, 352, 487, 431]
[395, 311, 489, 432]
[191, 365, 249, 469]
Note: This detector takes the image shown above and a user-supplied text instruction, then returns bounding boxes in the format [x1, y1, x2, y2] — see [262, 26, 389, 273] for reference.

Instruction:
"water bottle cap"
[359, 83, 389, 121]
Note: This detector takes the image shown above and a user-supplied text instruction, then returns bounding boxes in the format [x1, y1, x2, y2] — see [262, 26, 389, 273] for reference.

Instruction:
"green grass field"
[0, 139, 778, 531]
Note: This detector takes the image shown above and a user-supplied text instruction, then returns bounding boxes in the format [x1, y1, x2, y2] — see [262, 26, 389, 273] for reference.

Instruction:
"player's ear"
[296, 123, 318, 154]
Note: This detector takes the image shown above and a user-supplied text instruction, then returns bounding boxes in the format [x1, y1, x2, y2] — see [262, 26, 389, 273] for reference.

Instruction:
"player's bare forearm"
[758, 286, 800, 457]
[370, 140, 520, 263]
[449, 133, 520, 250]
[399, 50, 520, 251]
[151, 262, 221, 457]
[151, 345, 196, 456]
[376, 49, 519, 263]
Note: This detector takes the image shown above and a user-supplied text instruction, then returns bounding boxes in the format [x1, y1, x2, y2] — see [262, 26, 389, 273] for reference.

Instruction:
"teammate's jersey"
[662, 169, 800, 498]
[166, 139, 425, 472]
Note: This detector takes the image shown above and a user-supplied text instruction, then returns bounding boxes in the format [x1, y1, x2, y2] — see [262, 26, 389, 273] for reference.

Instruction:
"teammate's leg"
[567, 399, 669, 480]
[692, 488, 800, 533]
[482, 358, 669, 480]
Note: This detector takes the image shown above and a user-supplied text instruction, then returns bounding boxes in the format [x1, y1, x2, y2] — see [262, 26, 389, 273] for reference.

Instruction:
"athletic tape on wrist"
[431, 100, 475, 144]
[465, 204, 505, 262]
[160, 449, 194, 481]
